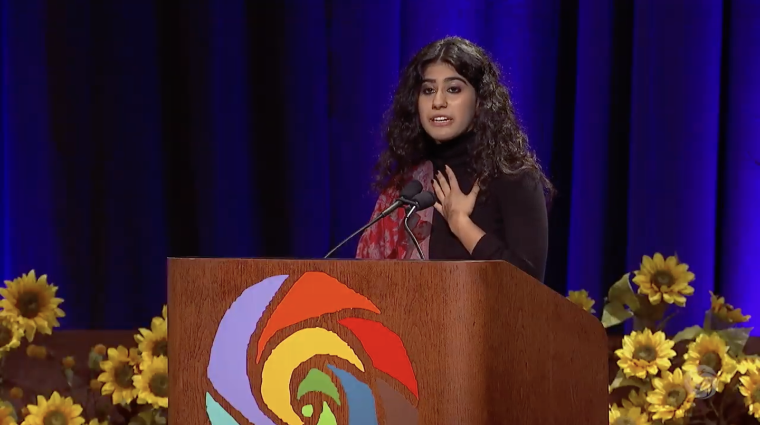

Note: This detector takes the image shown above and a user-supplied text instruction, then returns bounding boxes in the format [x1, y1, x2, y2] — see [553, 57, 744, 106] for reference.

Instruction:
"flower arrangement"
[0, 270, 168, 425]
[567, 253, 760, 424]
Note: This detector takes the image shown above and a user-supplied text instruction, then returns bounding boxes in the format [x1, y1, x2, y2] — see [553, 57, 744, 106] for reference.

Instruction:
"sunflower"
[21, 391, 84, 425]
[609, 404, 650, 425]
[739, 368, 760, 420]
[98, 346, 140, 405]
[87, 420, 107, 425]
[0, 316, 22, 354]
[133, 356, 168, 408]
[615, 328, 676, 379]
[682, 333, 737, 393]
[0, 403, 15, 425]
[621, 388, 649, 411]
[134, 306, 167, 365]
[738, 355, 760, 375]
[632, 254, 695, 306]
[647, 368, 696, 422]
[709, 291, 750, 323]
[0, 270, 65, 341]
[567, 290, 595, 313]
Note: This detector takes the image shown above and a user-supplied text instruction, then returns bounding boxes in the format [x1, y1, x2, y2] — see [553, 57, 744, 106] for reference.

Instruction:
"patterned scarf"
[355, 161, 435, 260]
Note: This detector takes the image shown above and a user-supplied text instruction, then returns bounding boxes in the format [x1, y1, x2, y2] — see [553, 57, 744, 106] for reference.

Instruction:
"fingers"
[469, 179, 481, 199]
[444, 165, 460, 191]
[432, 179, 445, 202]
[434, 202, 443, 215]
[435, 171, 450, 196]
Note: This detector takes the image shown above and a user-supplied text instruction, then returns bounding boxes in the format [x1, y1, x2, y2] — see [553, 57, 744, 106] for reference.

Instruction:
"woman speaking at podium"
[355, 37, 552, 283]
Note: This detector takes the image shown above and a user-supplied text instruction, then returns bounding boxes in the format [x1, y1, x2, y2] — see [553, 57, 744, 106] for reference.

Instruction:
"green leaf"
[608, 273, 640, 311]
[155, 411, 168, 425]
[672, 325, 703, 343]
[634, 294, 670, 322]
[609, 369, 649, 391]
[64, 368, 75, 387]
[88, 350, 104, 371]
[717, 327, 753, 356]
[702, 310, 712, 332]
[602, 301, 634, 329]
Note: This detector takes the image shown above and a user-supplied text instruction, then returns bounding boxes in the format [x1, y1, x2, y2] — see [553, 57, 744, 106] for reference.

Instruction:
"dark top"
[427, 132, 549, 282]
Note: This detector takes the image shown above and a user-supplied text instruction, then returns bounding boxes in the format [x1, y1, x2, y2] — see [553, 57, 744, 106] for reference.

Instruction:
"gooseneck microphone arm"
[403, 204, 425, 260]
[402, 191, 437, 261]
[323, 180, 423, 259]
[323, 213, 385, 259]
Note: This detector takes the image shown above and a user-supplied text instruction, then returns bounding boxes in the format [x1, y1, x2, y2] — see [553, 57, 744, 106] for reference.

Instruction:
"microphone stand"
[324, 198, 417, 259]
[323, 214, 384, 259]
[403, 203, 426, 260]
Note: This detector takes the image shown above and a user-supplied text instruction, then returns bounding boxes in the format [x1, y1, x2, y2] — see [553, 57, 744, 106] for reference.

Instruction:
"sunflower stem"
[717, 388, 729, 425]
[707, 397, 724, 425]
[0, 354, 5, 396]
[656, 310, 679, 332]
[84, 380, 93, 420]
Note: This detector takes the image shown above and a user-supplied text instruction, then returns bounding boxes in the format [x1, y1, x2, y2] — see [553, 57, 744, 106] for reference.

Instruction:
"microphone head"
[412, 191, 436, 210]
[400, 180, 423, 199]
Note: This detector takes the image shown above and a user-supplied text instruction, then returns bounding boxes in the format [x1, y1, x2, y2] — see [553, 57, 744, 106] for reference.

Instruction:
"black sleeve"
[470, 172, 549, 282]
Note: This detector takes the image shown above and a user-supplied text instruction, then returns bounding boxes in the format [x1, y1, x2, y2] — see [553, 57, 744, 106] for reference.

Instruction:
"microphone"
[403, 191, 437, 260]
[323, 180, 423, 258]
[411, 190, 437, 210]
[375, 180, 423, 219]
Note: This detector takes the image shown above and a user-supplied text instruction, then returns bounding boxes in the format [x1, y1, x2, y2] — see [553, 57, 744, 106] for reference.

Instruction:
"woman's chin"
[426, 128, 465, 143]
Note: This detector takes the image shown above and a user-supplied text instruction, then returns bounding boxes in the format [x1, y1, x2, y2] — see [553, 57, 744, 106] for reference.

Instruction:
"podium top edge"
[166, 257, 505, 264]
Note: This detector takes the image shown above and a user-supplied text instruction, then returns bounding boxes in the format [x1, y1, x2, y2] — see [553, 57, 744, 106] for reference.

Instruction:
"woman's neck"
[428, 131, 475, 164]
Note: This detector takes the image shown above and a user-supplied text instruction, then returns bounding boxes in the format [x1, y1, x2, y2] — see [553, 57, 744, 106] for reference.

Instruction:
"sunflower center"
[0, 324, 12, 348]
[17, 290, 41, 318]
[613, 418, 636, 425]
[699, 351, 722, 373]
[152, 339, 168, 358]
[149, 372, 169, 398]
[653, 271, 673, 289]
[43, 411, 67, 425]
[666, 387, 686, 407]
[633, 345, 656, 362]
[115, 363, 134, 388]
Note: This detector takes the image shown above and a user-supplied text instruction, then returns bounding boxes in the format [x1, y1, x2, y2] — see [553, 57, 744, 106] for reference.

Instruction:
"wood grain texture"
[168, 258, 608, 424]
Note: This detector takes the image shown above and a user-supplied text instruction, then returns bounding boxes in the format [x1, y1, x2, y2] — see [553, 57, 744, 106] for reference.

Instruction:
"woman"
[355, 36, 552, 283]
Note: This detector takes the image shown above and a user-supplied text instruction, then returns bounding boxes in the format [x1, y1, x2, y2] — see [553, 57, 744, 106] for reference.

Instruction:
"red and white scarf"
[355, 162, 435, 260]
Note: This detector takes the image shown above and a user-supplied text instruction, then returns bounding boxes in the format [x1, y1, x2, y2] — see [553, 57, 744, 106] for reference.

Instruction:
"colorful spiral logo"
[204, 272, 419, 425]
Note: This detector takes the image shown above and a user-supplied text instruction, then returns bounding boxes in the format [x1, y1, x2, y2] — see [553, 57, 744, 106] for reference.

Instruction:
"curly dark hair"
[374, 36, 554, 198]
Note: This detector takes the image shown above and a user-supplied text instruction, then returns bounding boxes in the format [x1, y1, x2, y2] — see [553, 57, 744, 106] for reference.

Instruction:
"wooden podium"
[168, 258, 607, 425]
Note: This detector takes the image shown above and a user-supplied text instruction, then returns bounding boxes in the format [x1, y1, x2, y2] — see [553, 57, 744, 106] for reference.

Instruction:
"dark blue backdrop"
[0, 0, 758, 332]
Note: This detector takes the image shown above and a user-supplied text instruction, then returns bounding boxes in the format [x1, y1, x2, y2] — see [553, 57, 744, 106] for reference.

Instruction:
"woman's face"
[417, 62, 477, 143]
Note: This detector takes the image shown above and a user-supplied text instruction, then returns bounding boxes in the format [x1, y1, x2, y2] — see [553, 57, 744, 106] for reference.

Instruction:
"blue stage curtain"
[626, 1, 724, 332]
[0, 0, 757, 331]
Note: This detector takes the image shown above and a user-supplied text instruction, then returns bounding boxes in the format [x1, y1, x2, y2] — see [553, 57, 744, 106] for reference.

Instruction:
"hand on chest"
[432, 164, 501, 231]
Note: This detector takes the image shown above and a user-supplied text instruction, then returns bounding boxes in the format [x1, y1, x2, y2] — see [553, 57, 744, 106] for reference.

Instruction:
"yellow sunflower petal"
[71, 404, 83, 417]
[642, 255, 655, 272]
